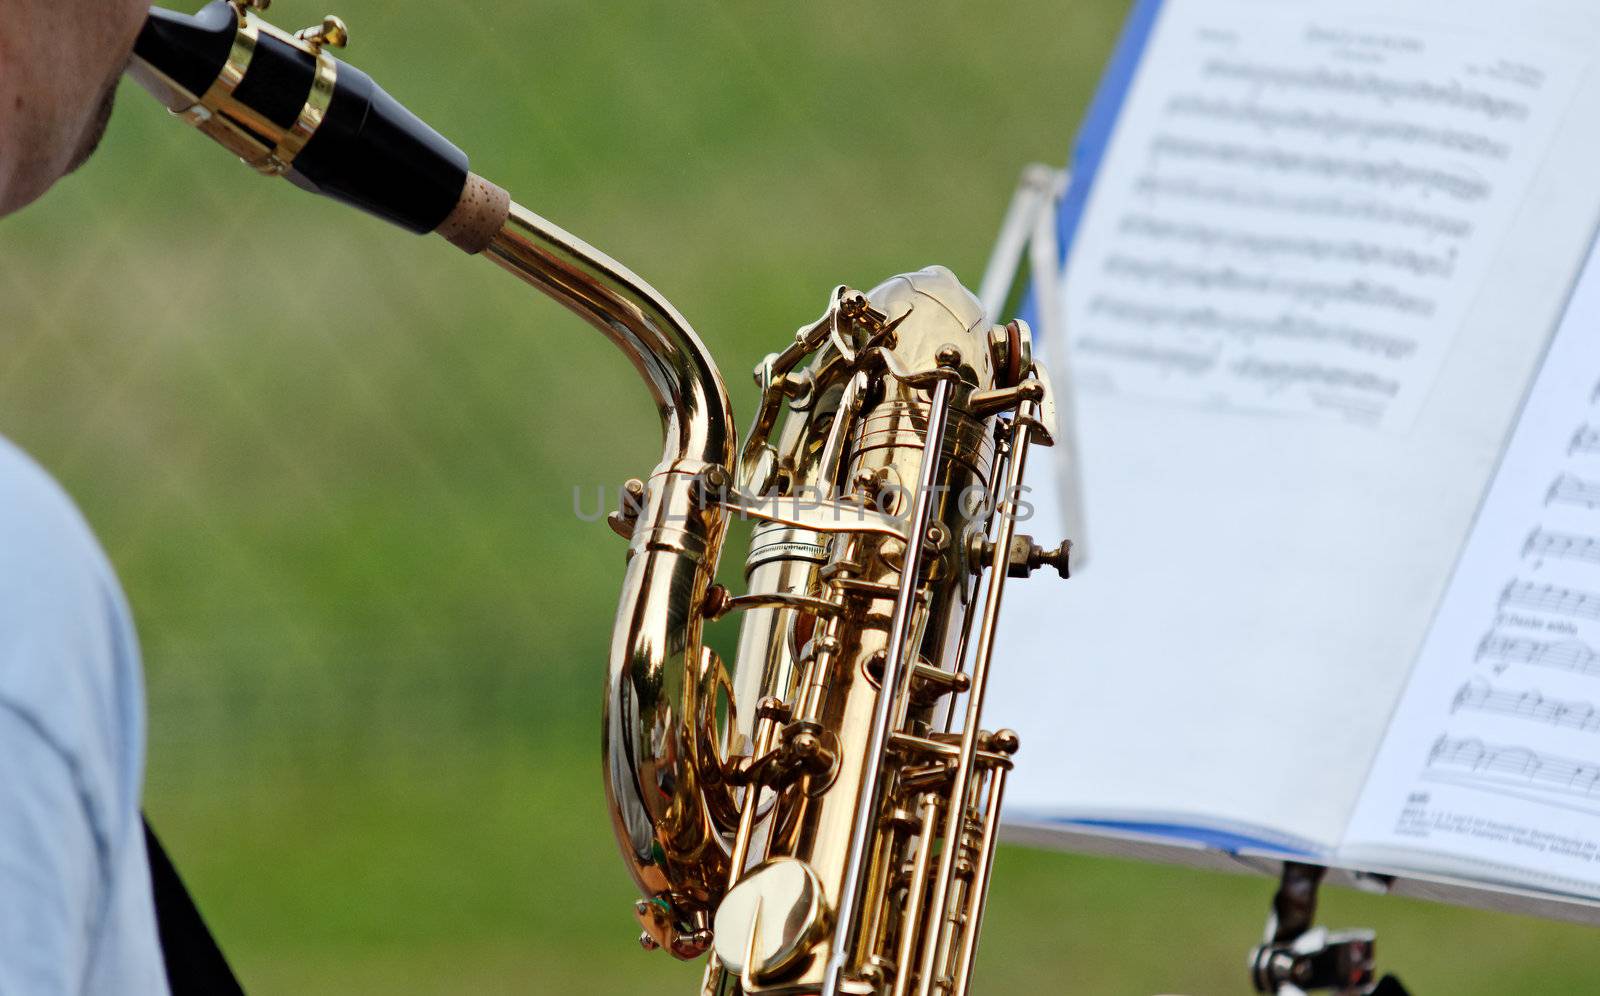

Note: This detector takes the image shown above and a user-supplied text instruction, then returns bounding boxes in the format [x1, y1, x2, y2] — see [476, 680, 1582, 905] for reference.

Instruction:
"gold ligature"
[128, 4, 1073, 992]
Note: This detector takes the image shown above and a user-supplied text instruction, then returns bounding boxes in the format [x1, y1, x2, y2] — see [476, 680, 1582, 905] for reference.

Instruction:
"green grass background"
[4, 0, 1599, 991]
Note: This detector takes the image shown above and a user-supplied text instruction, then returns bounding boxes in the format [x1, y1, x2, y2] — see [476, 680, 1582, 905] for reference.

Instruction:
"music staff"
[1427, 736, 1600, 800]
[1200, 59, 1533, 123]
[1102, 253, 1436, 316]
[1131, 174, 1475, 239]
[1149, 134, 1492, 202]
[1086, 293, 1416, 360]
[1546, 474, 1600, 510]
[1475, 633, 1600, 678]
[1164, 95, 1512, 162]
[1523, 528, 1600, 567]
[1499, 579, 1600, 621]
[1452, 679, 1600, 734]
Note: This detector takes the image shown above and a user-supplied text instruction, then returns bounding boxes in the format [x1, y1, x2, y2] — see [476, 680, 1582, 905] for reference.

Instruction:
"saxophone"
[128, 5, 1073, 993]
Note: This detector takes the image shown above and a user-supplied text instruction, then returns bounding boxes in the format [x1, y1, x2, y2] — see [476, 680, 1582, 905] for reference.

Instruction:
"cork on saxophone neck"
[436, 173, 511, 255]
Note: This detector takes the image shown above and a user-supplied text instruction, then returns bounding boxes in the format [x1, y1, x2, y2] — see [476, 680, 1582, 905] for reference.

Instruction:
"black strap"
[142, 816, 245, 995]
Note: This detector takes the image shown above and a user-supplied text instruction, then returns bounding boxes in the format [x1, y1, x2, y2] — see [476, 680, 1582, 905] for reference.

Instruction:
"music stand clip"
[1248, 862, 1410, 996]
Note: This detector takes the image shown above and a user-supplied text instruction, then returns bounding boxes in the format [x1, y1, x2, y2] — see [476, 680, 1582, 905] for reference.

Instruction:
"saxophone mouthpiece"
[128, 0, 508, 252]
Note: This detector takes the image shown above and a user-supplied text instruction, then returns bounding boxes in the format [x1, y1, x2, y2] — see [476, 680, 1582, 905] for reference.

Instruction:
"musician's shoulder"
[0, 434, 135, 699]
[0, 435, 112, 573]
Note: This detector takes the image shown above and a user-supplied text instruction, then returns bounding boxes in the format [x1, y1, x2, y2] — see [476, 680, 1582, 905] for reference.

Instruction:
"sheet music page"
[1342, 243, 1600, 893]
[992, 0, 1600, 854]
[1062, 0, 1585, 430]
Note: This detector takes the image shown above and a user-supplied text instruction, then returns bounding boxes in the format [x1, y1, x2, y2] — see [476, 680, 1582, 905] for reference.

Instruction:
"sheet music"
[992, 0, 1600, 865]
[1062, 0, 1585, 428]
[995, 0, 1600, 862]
[1343, 241, 1600, 891]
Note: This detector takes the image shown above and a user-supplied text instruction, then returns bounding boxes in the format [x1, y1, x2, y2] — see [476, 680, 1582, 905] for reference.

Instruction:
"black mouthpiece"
[135, 2, 238, 99]
[132, 2, 470, 235]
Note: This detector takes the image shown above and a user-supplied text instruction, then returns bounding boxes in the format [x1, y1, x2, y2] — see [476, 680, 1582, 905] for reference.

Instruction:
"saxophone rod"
[821, 376, 955, 996]
[915, 411, 1036, 996]
[126, 0, 734, 471]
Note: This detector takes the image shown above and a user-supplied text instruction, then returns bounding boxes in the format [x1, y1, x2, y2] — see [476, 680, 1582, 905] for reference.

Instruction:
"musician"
[0, 0, 174, 990]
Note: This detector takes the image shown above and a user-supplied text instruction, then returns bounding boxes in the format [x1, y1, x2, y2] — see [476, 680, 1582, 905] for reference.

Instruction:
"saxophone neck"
[482, 201, 736, 472]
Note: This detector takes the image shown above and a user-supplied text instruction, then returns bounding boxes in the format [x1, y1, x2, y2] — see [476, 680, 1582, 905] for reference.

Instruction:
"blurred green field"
[4, 0, 1599, 992]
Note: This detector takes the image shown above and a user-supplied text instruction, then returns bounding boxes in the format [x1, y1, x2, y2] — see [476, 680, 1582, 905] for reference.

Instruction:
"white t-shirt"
[0, 436, 169, 994]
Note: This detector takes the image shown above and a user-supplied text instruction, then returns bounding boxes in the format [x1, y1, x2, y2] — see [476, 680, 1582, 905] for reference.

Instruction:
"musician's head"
[0, 0, 148, 217]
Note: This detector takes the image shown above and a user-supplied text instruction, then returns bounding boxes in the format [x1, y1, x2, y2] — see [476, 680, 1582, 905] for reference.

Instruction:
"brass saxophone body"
[128, 5, 1072, 993]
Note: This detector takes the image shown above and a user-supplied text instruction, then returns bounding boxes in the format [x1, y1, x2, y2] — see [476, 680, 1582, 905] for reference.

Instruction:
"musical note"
[1546, 474, 1600, 509]
[1451, 679, 1600, 734]
[1500, 580, 1600, 621]
[1523, 528, 1600, 567]
[1475, 632, 1600, 678]
[1427, 736, 1600, 802]
[1571, 424, 1600, 457]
